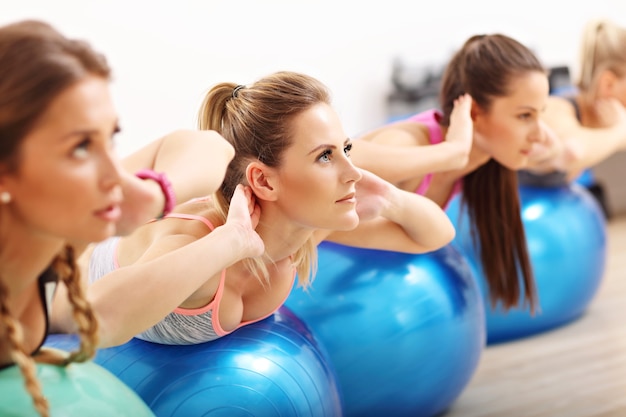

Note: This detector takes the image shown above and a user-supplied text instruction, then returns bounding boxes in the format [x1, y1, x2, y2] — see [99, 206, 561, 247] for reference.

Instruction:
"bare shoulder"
[117, 196, 222, 265]
[544, 96, 577, 118]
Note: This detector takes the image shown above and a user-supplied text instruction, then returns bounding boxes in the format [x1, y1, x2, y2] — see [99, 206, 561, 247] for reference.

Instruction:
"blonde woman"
[53, 71, 456, 346]
[540, 18, 626, 182]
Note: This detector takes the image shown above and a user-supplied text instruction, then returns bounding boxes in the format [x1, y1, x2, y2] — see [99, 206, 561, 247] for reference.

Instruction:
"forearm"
[351, 140, 468, 184]
[90, 227, 246, 347]
[123, 129, 234, 203]
[561, 127, 626, 175]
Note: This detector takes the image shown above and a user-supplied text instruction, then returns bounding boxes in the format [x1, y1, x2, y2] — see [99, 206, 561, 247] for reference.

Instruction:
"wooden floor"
[443, 215, 626, 417]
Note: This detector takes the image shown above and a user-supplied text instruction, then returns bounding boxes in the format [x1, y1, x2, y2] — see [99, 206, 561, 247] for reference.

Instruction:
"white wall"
[3, 0, 625, 157]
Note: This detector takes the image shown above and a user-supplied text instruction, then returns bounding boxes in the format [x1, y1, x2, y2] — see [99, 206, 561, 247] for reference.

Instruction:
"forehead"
[34, 76, 116, 133]
[288, 102, 347, 150]
[491, 71, 549, 111]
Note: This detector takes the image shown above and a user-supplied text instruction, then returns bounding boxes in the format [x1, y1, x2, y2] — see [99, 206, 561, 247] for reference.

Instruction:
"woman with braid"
[0, 19, 251, 416]
[350, 34, 559, 313]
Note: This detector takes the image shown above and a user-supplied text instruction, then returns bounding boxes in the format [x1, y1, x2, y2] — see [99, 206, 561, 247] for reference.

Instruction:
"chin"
[83, 225, 116, 244]
[333, 215, 360, 231]
[501, 157, 528, 171]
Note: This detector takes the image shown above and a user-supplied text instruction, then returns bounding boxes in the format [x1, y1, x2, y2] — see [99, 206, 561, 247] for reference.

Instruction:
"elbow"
[411, 218, 455, 254]
[428, 217, 456, 252]
[90, 304, 135, 348]
[97, 322, 134, 349]
[563, 143, 587, 174]
[210, 130, 235, 161]
[435, 220, 456, 250]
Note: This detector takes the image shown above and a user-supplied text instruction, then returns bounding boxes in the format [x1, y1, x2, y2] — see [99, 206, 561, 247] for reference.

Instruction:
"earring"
[0, 191, 11, 204]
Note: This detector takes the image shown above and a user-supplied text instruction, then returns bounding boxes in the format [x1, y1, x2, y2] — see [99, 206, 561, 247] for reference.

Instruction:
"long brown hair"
[0, 20, 108, 416]
[439, 34, 544, 311]
[197, 71, 333, 288]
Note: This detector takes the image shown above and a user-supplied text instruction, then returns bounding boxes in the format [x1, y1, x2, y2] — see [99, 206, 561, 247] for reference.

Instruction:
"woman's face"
[605, 69, 626, 107]
[473, 70, 550, 170]
[1, 76, 123, 245]
[273, 103, 362, 231]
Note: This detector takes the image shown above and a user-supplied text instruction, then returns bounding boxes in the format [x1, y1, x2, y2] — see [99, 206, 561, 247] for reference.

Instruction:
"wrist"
[135, 169, 176, 219]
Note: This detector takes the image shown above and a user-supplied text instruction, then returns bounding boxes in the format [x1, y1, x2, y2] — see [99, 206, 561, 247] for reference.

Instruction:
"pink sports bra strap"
[407, 109, 444, 144]
[163, 212, 216, 231]
[409, 109, 444, 195]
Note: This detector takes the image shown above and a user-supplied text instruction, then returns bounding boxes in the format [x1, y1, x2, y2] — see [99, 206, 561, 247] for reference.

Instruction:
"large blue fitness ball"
[0, 354, 154, 417]
[285, 243, 485, 417]
[48, 307, 342, 417]
[446, 183, 607, 344]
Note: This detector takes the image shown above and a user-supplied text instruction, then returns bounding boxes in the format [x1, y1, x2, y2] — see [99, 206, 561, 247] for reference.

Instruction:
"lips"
[95, 203, 121, 222]
[336, 193, 356, 203]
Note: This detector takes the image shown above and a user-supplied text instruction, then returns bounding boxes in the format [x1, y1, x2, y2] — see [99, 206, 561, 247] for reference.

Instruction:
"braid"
[53, 246, 99, 364]
[0, 278, 50, 417]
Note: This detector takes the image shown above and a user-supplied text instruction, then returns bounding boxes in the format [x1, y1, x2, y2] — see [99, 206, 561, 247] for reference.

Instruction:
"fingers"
[453, 93, 472, 109]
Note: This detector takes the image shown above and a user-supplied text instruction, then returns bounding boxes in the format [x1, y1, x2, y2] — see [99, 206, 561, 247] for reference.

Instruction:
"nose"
[99, 148, 123, 192]
[528, 120, 545, 144]
[341, 156, 362, 184]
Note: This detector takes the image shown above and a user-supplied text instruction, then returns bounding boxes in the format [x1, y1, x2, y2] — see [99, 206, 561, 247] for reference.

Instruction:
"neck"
[0, 218, 65, 297]
[254, 204, 314, 263]
[576, 91, 604, 128]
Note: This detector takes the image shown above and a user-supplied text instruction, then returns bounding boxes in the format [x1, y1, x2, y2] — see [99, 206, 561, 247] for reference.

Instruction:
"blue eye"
[72, 137, 92, 159]
[318, 149, 332, 163]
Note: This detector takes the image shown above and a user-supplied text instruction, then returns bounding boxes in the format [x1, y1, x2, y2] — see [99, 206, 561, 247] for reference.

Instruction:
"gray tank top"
[88, 235, 224, 345]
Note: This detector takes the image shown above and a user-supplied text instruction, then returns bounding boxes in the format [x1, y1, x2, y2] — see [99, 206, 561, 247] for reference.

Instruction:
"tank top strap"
[408, 109, 444, 195]
[162, 212, 216, 231]
[407, 109, 445, 144]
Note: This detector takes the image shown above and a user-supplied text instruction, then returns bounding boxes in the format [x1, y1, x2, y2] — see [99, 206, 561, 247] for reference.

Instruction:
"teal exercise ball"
[446, 183, 607, 343]
[0, 351, 154, 417]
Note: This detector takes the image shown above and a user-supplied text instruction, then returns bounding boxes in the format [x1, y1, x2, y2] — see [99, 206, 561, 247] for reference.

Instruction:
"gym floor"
[443, 215, 626, 417]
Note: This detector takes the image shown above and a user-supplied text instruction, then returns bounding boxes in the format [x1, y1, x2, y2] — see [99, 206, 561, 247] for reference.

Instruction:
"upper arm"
[358, 121, 431, 147]
[129, 233, 202, 265]
[121, 130, 234, 203]
[543, 96, 582, 138]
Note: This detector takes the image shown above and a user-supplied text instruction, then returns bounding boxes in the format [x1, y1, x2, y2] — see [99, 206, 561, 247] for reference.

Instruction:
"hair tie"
[232, 85, 245, 98]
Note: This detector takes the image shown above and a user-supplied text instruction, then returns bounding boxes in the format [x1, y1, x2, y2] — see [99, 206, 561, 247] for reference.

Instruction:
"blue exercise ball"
[0, 353, 154, 417]
[285, 243, 485, 417]
[47, 306, 342, 417]
[446, 183, 607, 344]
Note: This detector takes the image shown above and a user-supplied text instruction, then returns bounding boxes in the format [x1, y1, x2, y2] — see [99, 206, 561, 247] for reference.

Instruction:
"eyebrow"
[517, 105, 546, 113]
[61, 120, 121, 141]
[307, 138, 351, 155]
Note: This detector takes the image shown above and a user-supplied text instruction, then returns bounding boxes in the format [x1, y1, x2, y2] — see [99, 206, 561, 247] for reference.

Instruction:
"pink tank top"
[407, 109, 462, 208]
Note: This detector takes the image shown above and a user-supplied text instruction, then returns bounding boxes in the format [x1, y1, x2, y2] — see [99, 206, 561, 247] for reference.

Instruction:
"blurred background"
[2, 0, 625, 157]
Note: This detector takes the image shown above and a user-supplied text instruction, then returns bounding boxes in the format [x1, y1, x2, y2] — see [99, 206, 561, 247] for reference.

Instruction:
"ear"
[470, 99, 485, 126]
[0, 166, 12, 192]
[596, 69, 619, 98]
[245, 161, 279, 201]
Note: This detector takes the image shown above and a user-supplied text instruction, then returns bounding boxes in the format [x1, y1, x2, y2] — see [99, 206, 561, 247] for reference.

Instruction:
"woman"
[350, 33, 554, 311]
[0, 19, 241, 417]
[540, 18, 626, 182]
[53, 71, 457, 346]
